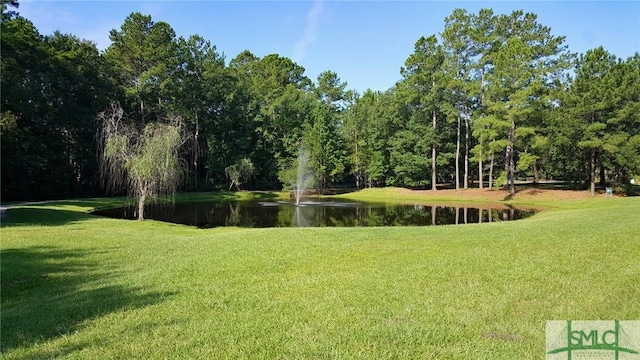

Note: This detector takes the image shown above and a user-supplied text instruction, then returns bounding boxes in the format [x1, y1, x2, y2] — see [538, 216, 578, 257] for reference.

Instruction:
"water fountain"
[294, 146, 315, 205]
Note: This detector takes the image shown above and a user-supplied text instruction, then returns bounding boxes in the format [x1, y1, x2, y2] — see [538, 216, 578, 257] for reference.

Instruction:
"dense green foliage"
[1, 7, 113, 200]
[1, 2, 638, 201]
[1, 191, 638, 358]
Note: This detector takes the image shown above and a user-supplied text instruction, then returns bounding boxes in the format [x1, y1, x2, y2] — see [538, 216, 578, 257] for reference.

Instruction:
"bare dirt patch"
[399, 187, 598, 202]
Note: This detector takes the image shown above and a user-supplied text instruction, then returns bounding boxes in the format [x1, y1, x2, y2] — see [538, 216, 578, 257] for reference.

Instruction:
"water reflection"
[93, 199, 535, 228]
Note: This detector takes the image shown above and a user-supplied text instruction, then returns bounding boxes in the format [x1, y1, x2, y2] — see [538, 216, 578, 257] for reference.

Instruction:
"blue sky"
[18, 1, 640, 94]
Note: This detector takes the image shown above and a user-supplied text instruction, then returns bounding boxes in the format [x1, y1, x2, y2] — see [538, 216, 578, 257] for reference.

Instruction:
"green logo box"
[547, 320, 640, 360]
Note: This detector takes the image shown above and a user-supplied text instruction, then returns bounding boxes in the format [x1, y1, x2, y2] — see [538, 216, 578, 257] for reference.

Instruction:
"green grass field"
[1, 189, 638, 359]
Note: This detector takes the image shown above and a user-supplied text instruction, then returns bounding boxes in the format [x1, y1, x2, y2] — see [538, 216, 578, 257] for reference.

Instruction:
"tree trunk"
[590, 150, 596, 196]
[533, 160, 539, 183]
[138, 185, 147, 221]
[456, 114, 461, 190]
[194, 111, 199, 190]
[479, 71, 485, 191]
[599, 163, 606, 186]
[432, 109, 437, 191]
[355, 137, 360, 190]
[489, 152, 494, 190]
[506, 122, 515, 196]
[464, 112, 469, 189]
[479, 158, 484, 190]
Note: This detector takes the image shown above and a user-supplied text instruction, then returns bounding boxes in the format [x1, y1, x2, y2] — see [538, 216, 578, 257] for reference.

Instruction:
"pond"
[92, 199, 535, 228]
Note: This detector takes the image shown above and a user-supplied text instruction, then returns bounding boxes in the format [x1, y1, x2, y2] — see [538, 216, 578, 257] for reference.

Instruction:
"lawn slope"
[1, 189, 638, 359]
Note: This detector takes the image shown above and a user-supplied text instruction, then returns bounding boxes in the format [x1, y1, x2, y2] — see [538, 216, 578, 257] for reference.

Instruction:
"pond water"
[92, 199, 535, 228]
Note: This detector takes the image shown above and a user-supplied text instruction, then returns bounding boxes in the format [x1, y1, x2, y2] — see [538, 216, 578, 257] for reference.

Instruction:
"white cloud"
[17, 1, 172, 51]
[18, 1, 108, 49]
[19, 0, 76, 33]
[293, 0, 324, 63]
[139, 2, 165, 19]
[83, 23, 118, 51]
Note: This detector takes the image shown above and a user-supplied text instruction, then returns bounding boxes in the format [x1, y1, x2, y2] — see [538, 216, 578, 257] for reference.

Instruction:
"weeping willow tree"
[99, 103, 187, 220]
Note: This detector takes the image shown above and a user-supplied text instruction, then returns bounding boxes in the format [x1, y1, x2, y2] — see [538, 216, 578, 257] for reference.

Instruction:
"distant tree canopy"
[1, 3, 638, 201]
[1, 13, 112, 201]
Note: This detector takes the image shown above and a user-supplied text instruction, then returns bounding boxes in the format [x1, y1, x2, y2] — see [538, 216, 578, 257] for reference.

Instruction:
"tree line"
[2, 2, 638, 201]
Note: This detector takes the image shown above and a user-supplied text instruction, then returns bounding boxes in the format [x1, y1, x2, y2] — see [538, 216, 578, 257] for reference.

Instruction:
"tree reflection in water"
[94, 199, 535, 228]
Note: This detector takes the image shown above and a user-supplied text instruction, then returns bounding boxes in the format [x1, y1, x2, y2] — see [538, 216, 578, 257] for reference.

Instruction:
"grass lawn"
[1, 188, 638, 359]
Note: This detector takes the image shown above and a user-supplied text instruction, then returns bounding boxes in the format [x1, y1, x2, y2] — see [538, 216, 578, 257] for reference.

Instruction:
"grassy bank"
[1, 189, 638, 359]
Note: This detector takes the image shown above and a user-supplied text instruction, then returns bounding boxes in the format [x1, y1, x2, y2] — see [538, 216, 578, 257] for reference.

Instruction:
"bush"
[494, 171, 508, 189]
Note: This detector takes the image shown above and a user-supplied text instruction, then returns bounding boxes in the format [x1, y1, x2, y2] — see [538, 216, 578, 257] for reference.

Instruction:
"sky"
[17, 0, 640, 94]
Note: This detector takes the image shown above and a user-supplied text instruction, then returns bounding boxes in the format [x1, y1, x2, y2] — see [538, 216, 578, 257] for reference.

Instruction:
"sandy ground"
[399, 187, 605, 202]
